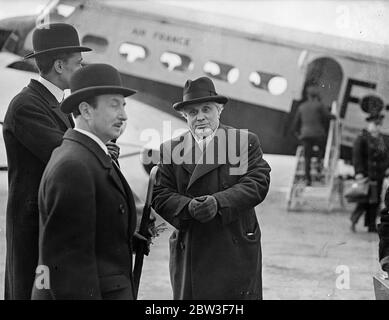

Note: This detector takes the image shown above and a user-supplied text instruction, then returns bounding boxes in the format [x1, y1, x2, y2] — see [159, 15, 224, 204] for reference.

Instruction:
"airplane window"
[249, 71, 287, 95]
[268, 76, 288, 95]
[203, 61, 239, 84]
[119, 42, 148, 63]
[55, 4, 76, 18]
[82, 35, 108, 53]
[160, 51, 194, 72]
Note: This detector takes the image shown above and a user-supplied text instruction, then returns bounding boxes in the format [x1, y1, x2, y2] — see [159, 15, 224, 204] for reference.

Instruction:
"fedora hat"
[24, 23, 91, 59]
[173, 76, 228, 111]
[360, 95, 385, 122]
[60, 64, 137, 114]
[366, 112, 385, 123]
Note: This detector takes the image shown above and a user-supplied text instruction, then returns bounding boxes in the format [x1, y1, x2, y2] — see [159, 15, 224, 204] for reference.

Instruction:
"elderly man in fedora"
[2, 23, 95, 300]
[31, 64, 141, 300]
[152, 76, 271, 300]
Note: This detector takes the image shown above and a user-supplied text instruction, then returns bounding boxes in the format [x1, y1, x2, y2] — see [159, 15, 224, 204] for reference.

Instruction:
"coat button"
[119, 204, 125, 214]
[180, 242, 185, 250]
[232, 237, 238, 244]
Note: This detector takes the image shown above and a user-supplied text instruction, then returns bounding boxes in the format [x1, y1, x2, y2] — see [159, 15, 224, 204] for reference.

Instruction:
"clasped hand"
[188, 195, 218, 223]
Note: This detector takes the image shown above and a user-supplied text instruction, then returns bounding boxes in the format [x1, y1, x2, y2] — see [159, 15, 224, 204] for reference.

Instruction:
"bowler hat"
[24, 23, 91, 59]
[60, 64, 137, 114]
[173, 76, 228, 111]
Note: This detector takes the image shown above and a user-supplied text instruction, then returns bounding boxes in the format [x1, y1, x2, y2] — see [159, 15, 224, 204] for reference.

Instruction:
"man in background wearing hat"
[292, 85, 336, 186]
[2, 23, 93, 299]
[152, 76, 271, 299]
[31, 64, 139, 299]
[350, 96, 389, 232]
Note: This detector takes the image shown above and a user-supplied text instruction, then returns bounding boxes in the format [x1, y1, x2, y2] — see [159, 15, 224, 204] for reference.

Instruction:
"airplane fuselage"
[2, 0, 389, 160]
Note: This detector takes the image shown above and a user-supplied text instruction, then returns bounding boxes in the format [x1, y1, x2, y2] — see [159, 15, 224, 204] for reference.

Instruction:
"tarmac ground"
[0, 153, 385, 300]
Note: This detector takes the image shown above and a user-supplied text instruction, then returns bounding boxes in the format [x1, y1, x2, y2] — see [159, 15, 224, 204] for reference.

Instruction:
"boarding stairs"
[287, 102, 343, 212]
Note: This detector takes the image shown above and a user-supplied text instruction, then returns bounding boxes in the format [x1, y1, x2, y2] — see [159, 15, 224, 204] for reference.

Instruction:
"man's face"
[182, 102, 221, 138]
[61, 52, 83, 87]
[88, 94, 127, 143]
[367, 119, 382, 135]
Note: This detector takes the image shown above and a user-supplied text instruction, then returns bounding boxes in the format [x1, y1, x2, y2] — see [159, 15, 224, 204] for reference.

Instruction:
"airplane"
[1, 0, 389, 164]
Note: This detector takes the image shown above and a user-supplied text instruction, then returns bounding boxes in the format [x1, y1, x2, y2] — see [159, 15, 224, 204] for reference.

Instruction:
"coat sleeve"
[292, 108, 301, 138]
[378, 187, 389, 268]
[320, 103, 336, 123]
[152, 143, 193, 230]
[39, 160, 101, 299]
[213, 133, 271, 225]
[13, 103, 65, 164]
[353, 134, 367, 176]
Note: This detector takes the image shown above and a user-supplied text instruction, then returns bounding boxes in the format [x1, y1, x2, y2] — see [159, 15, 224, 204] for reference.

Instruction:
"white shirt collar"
[38, 76, 64, 103]
[191, 129, 217, 151]
[74, 128, 109, 155]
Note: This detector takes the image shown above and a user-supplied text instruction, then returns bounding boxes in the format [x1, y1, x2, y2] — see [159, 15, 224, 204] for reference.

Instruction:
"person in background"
[351, 96, 389, 233]
[378, 188, 389, 273]
[292, 85, 335, 186]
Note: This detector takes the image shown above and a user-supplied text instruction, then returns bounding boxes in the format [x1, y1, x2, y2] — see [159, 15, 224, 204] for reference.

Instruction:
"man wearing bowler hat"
[31, 64, 140, 299]
[152, 76, 271, 299]
[2, 23, 94, 299]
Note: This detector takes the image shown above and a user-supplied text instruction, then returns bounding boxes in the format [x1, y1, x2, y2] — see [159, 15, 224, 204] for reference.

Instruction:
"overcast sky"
[1, 0, 388, 45]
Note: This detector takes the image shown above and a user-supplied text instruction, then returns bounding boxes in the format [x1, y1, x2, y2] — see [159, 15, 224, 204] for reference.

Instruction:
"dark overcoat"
[3, 79, 73, 300]
[353, 129, 389, 182]
[152, 124, 271, 300]
[292, 100, 332, 139]
[378, 188, 389, 267]
[31, 129, 137, 300]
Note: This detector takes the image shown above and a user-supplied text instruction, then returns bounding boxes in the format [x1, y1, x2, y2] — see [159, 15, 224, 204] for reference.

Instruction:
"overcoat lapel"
[186, 127, 226, 190]
[64, 130, 127, 198]
[51, 105, 73, 128]
[111, 160, 136, 211]
[174, 132, 201, 175]
[28, 80, 73, 128]
[108, 164, 128, 200]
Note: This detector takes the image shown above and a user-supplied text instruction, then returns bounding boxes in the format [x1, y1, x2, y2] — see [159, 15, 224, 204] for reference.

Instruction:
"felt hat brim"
[24, 46, 92, 59]
[365, 114, 385, 122]
[173, 95, 228, 111]
[61, 86, 137, 114]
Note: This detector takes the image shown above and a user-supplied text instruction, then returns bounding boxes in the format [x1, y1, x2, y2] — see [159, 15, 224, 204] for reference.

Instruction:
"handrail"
[323, 101, 338, 170]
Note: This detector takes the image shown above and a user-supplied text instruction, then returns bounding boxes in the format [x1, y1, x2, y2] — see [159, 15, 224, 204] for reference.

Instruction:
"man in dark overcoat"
[31, 64, 139, 299]
[378, 188, 389, 273]
[152, 77, 271, 300]
[292, 85, 335, 185]
[350, 96, 389, 232]
[2, 23, 92, 300]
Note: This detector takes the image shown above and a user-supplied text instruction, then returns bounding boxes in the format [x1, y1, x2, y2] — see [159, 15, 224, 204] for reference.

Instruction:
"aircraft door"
[285, 57, 343, 150]
[303, 57, 343, 107]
